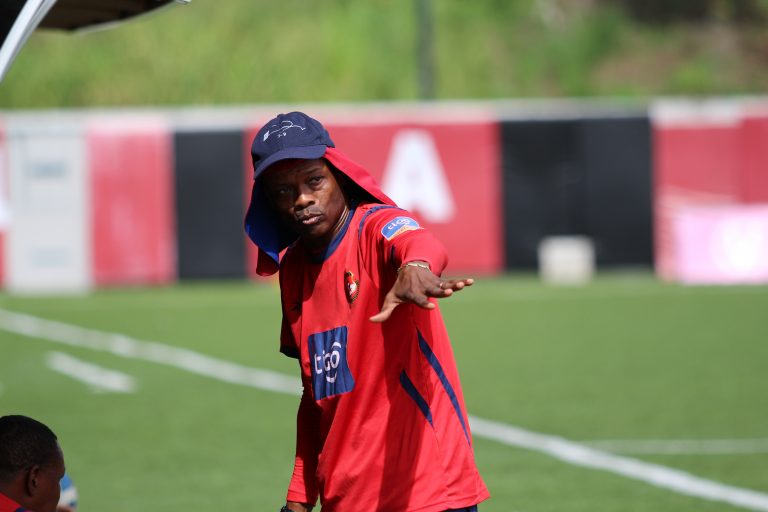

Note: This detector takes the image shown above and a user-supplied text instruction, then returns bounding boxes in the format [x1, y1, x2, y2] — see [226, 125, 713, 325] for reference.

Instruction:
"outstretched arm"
[370, 261, 473, 323]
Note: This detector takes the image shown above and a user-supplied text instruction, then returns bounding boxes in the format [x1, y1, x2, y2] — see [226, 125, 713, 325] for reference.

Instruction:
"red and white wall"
[0, 99, 767, 291]
[0, 114, 175, 292]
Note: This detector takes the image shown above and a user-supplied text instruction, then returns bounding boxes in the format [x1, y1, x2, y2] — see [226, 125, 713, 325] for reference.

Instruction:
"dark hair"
[0, 415, 59, 484]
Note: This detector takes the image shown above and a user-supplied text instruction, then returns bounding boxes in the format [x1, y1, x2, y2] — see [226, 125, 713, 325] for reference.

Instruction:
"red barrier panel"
[742, 116, 768, 203]
[653, 103, 768, 282]
[244, 117, 502, 276]
[88, 120, 175, 285]
[655, 124, 742, 199]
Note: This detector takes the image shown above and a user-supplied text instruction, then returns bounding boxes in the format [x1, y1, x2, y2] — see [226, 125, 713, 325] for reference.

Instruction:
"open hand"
[370, 261, 473, 323]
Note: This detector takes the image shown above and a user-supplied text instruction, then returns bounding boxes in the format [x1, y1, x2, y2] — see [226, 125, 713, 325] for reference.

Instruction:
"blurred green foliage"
[1, 0, 767, 108]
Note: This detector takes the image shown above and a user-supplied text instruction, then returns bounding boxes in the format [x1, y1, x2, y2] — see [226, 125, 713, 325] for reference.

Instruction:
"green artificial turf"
[1, 274, 766, 511]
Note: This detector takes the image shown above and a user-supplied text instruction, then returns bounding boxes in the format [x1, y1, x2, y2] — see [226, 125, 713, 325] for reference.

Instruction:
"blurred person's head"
[0, 415, 65, 512]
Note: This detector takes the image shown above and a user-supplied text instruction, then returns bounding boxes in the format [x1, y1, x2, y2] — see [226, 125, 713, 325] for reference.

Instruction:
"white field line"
[583, 439, 768, 455]
[47, 351, 137, 393]
[0, 308, 301, 396]
[468, 417, 768, 512]
[1, 307, 768, 511]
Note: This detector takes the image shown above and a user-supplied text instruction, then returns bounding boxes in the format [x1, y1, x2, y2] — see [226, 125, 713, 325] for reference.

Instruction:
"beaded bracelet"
[397, 261, 431, 274]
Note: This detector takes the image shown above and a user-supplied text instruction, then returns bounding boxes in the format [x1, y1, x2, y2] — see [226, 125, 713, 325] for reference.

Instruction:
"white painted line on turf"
[583, 438, 768, 455]
[47, 351, 137, 393]
[0, 308, 301, 396]
[2, 307, 768, 511]
[468, 416, 768, 512]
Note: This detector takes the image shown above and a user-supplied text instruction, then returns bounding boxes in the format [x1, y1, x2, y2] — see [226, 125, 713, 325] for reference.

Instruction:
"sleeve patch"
[381, 216, 421, 241]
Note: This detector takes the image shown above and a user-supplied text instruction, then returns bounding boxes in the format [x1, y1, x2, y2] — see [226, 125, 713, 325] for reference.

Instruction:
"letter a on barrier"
[382, 130, 455, 223]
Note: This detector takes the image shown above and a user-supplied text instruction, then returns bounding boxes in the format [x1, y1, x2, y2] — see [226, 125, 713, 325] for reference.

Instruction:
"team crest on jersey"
[381, 216, 421, 241]
[308, 326, 355, 400]
[344, 270, 359, 303]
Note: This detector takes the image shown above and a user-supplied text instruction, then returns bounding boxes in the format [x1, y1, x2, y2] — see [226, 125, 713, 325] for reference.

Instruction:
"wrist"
[282, 503, 312, 512]
[397, 261, 431, 274]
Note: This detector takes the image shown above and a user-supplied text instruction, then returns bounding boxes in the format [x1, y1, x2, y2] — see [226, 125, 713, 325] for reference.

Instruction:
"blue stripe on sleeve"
[357, 204, 400, 238]
[399, 369, 433, 426]
[417, 330, 471, 446]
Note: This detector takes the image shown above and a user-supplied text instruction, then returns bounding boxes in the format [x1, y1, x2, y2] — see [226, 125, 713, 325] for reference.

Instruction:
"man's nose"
[294, 185, 315, 209]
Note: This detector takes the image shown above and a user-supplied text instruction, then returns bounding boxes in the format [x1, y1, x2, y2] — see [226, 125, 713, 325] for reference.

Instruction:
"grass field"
[1, 274, 767, 511]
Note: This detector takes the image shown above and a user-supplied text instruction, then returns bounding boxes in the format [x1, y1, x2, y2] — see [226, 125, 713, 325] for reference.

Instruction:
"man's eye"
[275, 186, 291, 196]
[309, 176, 323, 185]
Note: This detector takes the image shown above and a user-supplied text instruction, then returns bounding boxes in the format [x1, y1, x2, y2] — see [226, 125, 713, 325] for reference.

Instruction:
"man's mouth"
[297, 214, 322, 226]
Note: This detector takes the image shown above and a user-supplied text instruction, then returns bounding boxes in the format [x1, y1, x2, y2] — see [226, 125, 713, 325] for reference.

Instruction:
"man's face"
[31, 446, 65, 512]
[262, 158, 349, 248]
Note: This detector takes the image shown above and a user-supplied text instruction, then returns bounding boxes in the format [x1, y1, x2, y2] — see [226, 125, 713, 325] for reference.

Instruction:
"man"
[0, 415, 65, 512]
[245, 112, 489, 512]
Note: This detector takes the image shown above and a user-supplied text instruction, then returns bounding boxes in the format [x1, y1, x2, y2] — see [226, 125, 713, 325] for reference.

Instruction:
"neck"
[305, 203, 351, 252]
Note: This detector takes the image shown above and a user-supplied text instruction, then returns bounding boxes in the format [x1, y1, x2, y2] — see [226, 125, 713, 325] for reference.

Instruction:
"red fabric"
[0, 492, 24, 512]
[279, 204, 489, 511]
[323, 147, 396, 206]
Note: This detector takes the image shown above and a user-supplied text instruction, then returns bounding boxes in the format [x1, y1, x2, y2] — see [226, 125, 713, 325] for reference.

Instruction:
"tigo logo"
[381, 216, 421, 241]
[308, 326, 355, 400]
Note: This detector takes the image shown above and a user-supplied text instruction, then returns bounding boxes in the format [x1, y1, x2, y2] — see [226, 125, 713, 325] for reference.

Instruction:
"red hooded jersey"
[278, 202, 489, 511]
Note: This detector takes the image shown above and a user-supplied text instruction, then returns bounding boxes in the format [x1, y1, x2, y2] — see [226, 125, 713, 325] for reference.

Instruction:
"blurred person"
[245, 112, 489, 512]
[56, 474, 77, 512]
[0, 415, 65, 512]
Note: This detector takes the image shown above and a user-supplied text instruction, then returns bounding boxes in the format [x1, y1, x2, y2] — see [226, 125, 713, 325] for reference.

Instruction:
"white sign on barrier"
[6, 126, 91, 293]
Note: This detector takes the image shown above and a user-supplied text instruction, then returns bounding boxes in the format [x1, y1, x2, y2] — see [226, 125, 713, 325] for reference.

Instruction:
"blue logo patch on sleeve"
[381, 216, 421, 241]
[308, 326, 355, 401]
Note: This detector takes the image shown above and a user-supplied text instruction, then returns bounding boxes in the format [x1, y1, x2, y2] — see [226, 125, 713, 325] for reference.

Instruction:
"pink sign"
[672, 205, 768, 284]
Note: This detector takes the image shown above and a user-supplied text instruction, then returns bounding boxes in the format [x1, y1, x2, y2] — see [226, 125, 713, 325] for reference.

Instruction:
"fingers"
[432, 278, 474, 294]
[370, 292, 435, 323]
[369, 305, 395, 323]
[370, 275, 475, 323]
[370, 292, 400, 323]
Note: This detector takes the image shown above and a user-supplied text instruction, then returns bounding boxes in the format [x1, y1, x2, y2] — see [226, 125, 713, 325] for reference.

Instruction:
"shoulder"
[356, 203, 421, 239]
[358, 206, 424, 244]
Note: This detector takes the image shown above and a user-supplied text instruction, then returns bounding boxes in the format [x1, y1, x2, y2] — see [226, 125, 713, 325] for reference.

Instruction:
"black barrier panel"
[501, 116, 653, 270]
[501, 120, 588, 268]
[581, 117, 653, 267]
[174, 131, 246, 279]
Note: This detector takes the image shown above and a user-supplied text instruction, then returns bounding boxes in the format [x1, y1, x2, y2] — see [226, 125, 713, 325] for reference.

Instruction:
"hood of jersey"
[244, 146, 396, 276]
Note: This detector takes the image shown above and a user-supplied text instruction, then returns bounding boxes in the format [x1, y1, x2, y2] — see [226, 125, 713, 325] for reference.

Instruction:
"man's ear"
[24, 465, 40, 496]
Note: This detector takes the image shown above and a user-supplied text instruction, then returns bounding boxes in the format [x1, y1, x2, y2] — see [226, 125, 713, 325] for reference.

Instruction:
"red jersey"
[0, 493, 25, 512]
[278, 202, 489, 511]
